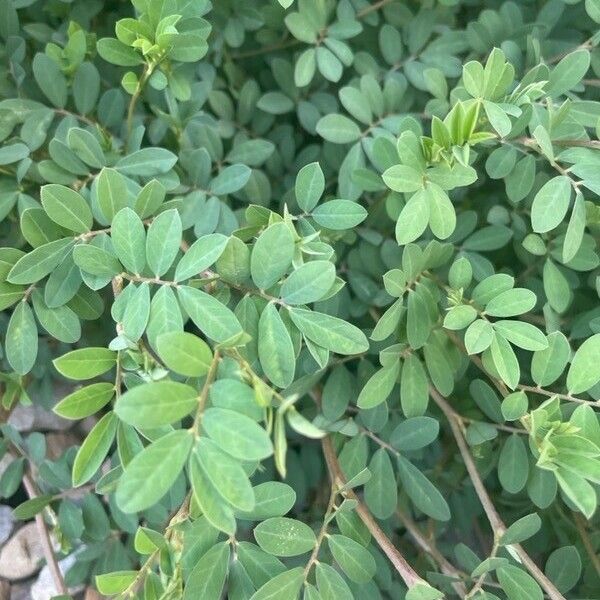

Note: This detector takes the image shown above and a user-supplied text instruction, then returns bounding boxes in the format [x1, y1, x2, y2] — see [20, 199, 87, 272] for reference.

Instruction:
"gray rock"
[9, 404, 71, 433]
[0, 505, 14, 545]
[31, 553, 81, 600]
[0, 522, 45, 580]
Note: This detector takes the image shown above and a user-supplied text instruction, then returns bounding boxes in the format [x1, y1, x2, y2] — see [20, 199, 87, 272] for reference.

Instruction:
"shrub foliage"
[0, 0, 599, 598]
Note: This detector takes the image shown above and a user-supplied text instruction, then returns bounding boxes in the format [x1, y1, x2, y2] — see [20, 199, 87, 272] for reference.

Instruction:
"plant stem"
[20, 472, 68, 595]
[321, 436, 426, 588]
[126, 64, 151, 140]
[396, 508, 467, 596]
[303, 486, 337, 580]
[429, 386, 566, 600]
[573, 512, 600, 578]
[192, 350, 220, 436]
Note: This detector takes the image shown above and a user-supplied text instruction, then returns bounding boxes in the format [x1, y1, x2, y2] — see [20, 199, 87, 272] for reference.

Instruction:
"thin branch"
[20, 473, 68, 595]
[517, 385, 598, 407]
[573, 512, 600, 579]
[356, 0, 395, 18]
[396, 509, 467, 597]
[445, 330, 597, 408]
[230, 0, 394, 60]
[192, 350, 221, 436]
[230, 38, 301, 60]
[303, 486, 337, 580]
[321, 436, 426, 589]
[517, 136, 600, 149]
[428, 387, 566, 600]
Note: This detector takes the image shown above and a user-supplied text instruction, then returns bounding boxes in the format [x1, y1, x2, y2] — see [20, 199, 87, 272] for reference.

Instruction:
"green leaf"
[0, 142, 29, 165]
[395, 190, 430, 245]
[311, 200, 367, 230]
[111, 208, 146, 274]
[254, 517, 316, 556]
[357, 361, 399, 409]
[67, 128, 105, 169]
[135, 179, 165, 218]
[464, 319, 494, 354]
[400, 354, 429, 417]
[555, 468, 596, 518]
[97, 37, 144, 66]
[95, 571, 138, 595]
[563, 192, 586, 263]
[210, 164, 251, 195]
[444, 304, 477, 330]
[6, 301, 38, 375]
[566, 334, 600, 394]
[531, 331, 570, 387]
[288, 307, 368, 355]
[237, 482, 296, 520]
[146, 209, 181, 277]
[316, 563, 353, 600]
[258, 303, 295, 388]
[500, 513, 541, 545]
[53, 347, 116, 380]
[97, 167, 129, 221]
[249, 567, 304, 600]
[73, 62, 100, 115]
[194, 438, 255, 511]
[544, 546, 582, 593]
[73, 411, 117, 486]
[497, 566, 542, 600]
[115, 381, 198, 428]
[492, 321, 548, 351]
[390, 416, 439, 451]
[53, 383, 115, 419]
[7, 238, 75, 284]
[73, 243, 122, 278]
[382, 165, 423, 193]
[498, 434, 529, 493]
[396, 455, 450, 521]
[32, 53, 67, 108]
[32, 290, 80, 343]
[501, 391, 528, 421]
[183, 542, 230, 600]
[226, 140, 275, 167]
[251, 223, 295, 289]
[295, 162, 324, 212]
[426, 184, 456, 239]
[178, 285, 243, 342]
[190, 451, 236, 535]
[485, 288, 536, 317]
[364, 448, 397, 519]
[116, 430, 193, 513]
[41, 184, 93, 233]
[280, 261, 336, 305]
[156, 331, 213, 377]
[115, 148, 177, 177]
[175, 233, 228, 282]
[13, 495, 53, 520]
[531, 176, 571, 233]
[316, 114, 361, 143]
[548, 50, 591, 96]
[202, 407, 273, 461]
[327, 534, 376, 583]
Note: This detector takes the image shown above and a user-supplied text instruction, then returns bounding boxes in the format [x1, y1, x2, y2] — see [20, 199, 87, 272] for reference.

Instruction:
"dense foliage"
[0, 0, 599, 598]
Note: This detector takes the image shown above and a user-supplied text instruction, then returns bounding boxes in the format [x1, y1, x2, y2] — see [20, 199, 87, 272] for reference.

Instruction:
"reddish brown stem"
[429, 387, 566, 600]
[321, 436, 426, 589]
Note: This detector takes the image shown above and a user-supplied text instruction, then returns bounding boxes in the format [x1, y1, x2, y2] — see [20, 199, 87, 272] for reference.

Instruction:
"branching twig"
[321, 436, 426, 589]
[396, 509, 467, 596]
[573, 512, 600, 579]
[20, 473, 68, 595]
[428, 387, 566, 600]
